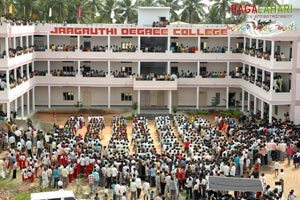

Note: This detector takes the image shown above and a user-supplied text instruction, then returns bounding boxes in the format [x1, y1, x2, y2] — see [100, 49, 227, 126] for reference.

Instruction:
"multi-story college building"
[0, 7, 300, 124]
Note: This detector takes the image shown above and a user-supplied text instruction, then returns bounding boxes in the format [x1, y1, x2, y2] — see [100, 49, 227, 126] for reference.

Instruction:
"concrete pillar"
[5, 37, 9, 56]
[254, 96, 257, 114]
[7, 102, 11, 121]
[20, 36, 23, 47]
[226, 86, 229, 109]
[167, 37, 171, 51]
[31, 35, 34, 46]
[78, 86, 81, 102]
[77, 36, 80, 50]
[47, 34, 50, 49]
[167, 61, 171, 74]
[32, 87, 35, 110]
[32, 61, 35, 72]
[21, 94, 24, 119]
[138, 36, 141, 51]
[26, 36, 29, 47]
[47, 60, 50, 75]
[269, 104, 272, 124]
[243, 37, 246, 51]
[137, 90, 141, 114]
[48, 85, 51, 108]
[196, 87, 199, 109]
[270, 72, 274, 91]
[254, 67, 258, 81]
[107, 36, 111, 50]
[242, 63, 245, 74]
[260, 100, 264, 119]
[262, 70, 265, 83]
[13, 37, 16, 49]
[77, 61, 80, 75]
[271, 41, 275, 61]
[227, 36, 231, 51]
[14, 68, 17, 81]
[249, 38, 252, 48]
[263, 40, 266, 52]
[26, 64, 29, 78]
[256, 39, 259, 50]
[27, 91, 30, 116]
[242, 89, 245, 112]
[247, 92, 251, 112]
[107, 86, 111, 109]
[227, 62, 230, 75]
[198, 37, 201, 50]
[107, 61, 111, 76]
[197, 62, 200, 76]
[14, 98, 18, 113]
[168, 90, 172, 114]
[137, 61, 141, 76]
[6, 70, 10, 90]
[21, 65, 24, 77]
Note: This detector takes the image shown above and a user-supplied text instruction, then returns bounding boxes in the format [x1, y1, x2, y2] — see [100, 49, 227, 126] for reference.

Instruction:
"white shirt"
[135, 177, 142, 189]
[130, 181, 137, 192]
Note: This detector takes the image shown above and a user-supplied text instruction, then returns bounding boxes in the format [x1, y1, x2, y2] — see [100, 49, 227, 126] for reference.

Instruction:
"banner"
[77, 7, 82, 18]
[49, 8, 52, 17]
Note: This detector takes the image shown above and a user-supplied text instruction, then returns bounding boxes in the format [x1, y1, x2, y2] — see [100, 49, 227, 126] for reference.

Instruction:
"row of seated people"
[0, 15, 33, 25]
[0, 75, 29, 90]
[201, 71, 227, 78]
[7, 46, 34, 58]
[82, 69, 107, 77]
[141, 46, 163, 52]
[171, 45, 198, 53]
[202, 46, 227, 53]
[51, 70, 77, 77]
[243, 48, 271, 60]
[50, 44, 76, 52]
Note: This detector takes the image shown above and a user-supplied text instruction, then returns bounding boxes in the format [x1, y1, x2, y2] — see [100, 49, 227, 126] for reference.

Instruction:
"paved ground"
[0, 110, 299, 199]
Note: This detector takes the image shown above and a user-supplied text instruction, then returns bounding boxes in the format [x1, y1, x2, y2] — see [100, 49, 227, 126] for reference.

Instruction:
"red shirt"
[185, 141, 190, 149]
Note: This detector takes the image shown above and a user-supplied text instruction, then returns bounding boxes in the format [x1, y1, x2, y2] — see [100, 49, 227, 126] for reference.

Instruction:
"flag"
[77, 7, 81, 18]
[49, 8, 52, 17]
[9, 4, 13, 14]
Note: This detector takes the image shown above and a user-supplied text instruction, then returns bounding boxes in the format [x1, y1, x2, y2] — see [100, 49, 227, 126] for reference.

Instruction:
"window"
[63, 92, 74, 101]
[121, 67, 132, 75]
[121, 42, 132, 50]
[274, 105, 278, 115]
[63, 66, 74, 72]
[215, 93, 220, 104]
[121, 93, 132, 101]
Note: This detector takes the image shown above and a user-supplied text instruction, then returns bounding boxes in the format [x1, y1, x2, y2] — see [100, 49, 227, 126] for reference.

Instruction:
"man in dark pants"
[185, 176, 193, 199]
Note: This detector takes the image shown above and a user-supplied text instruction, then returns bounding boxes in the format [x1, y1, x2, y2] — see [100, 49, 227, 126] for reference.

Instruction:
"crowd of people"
[202, 46, 228, 53]
[0, 110, 299, 199]
[170, 44, 198, 53]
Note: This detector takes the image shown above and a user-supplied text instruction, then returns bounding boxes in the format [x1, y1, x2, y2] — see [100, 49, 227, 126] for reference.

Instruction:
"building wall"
[171, 62, 197, 73]
[81, 87, 108, 106]
[111, 62, 138, 74]
[204, 62, 227, 72]
[273, 105, 290, 121]
[203, 37, 228, 49]
[178, 88, 196, 106]
[296, 74, 300, 100]
[83, 61, 108, 72]
[111, 87, 137, 106]
[35, 61, 48, 71]
[110, 36, 138, 48]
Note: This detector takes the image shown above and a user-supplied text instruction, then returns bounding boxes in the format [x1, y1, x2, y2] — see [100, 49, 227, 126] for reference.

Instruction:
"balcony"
[177, 76, 239, 87]
[133, 78, 177, 90]
[1, 23, 35, 36]
[0, 53, 35, 70]
[34, 75, 133, 87]
[34, 50, 239, 62]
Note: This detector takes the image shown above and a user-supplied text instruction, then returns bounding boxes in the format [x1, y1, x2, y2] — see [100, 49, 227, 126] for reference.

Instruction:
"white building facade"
[0, 8, 300, 124]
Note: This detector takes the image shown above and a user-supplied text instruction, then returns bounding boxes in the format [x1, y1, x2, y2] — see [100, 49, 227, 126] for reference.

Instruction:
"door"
[229, 93, 236, 107]
[83, 41, 91, 51]
[83, 91, 91, 106]
[157, 91, 165, 106]
[199, 91, 207, 107]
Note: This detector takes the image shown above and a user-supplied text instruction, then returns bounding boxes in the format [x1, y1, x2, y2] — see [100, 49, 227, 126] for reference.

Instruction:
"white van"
[30, 190, 76, 200]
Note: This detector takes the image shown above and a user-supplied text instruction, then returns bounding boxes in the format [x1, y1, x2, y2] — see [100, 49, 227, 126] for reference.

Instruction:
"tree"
[156, 0, 180, 22]
[136, 0, 158, 7]
[97, 0, 116, 23]
[252, 0, 279, 6]
[13, 0, 35, 18]
[180, 0, 207, 24]
[36, 0, 69, 23]
[210, 0, 235, 24]
[205, 4, 222, 24]
[115, 0, 137, 24]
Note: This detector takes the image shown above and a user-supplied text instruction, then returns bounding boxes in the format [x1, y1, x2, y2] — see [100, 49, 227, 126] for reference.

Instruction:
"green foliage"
[186, 110, 210, 115]
[220, 109, 240, 118]
[132, 101, 138, 111]
[211, 96, 220, 107]
[172, 106, 177, 114]
[180, 0, 207, 23]
[125, 115, 134, 120]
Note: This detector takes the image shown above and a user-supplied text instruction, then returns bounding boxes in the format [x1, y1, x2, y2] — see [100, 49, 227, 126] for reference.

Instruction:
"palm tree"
[252, 0, 279, 6]
[205, 4, 222, 24]
[13, 0, 35, 18]
[115, 0, 137, 24]
[180, 0, 207, 24]
[36, 0, 69, 23]
[136, 0, 158, 7]
[65, 0, 94, 23]
[156, 0, 180, 22]
[210, 0, 234, 24]
[97, 0, 116, 23]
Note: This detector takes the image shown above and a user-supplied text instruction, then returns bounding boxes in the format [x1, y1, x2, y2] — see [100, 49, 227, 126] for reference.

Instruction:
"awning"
[208, 176, 264, 192]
